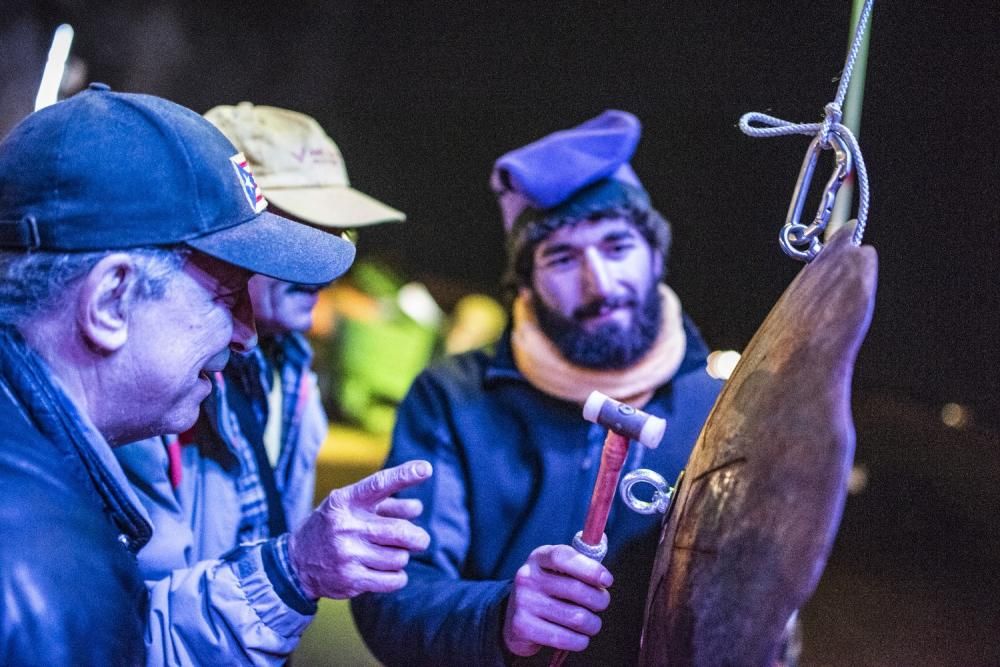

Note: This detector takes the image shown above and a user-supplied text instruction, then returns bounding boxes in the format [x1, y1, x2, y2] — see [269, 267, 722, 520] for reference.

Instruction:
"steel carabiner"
[780, 130, 853, 261]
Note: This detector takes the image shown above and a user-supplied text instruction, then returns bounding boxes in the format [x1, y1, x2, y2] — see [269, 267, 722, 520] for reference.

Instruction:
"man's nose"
[582, 247, 614, 297]
[230, 290, 258, 353]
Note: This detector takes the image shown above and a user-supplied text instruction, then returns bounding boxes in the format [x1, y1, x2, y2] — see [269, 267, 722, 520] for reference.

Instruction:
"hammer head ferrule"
[583, 390, 665, 449]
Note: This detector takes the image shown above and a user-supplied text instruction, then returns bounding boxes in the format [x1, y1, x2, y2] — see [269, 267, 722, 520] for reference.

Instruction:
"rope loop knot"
[820, 102, 843, 145]
[738, 0, 874, 261]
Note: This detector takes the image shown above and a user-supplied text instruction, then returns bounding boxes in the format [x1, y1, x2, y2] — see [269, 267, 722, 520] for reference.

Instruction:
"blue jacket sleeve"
[144, 536, 316, 666]
[350, 371, 513, 667]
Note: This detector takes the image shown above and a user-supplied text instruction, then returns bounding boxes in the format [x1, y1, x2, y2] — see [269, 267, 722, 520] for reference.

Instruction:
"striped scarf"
[212, 333, 313, 543]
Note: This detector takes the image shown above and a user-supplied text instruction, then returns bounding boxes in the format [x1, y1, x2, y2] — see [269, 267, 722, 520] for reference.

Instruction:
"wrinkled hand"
[287, 460, 432, 599]
[503, 544, 613, 657]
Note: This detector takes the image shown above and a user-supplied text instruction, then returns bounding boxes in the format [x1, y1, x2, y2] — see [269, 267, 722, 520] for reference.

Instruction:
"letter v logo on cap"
[228, 152, 268, 214]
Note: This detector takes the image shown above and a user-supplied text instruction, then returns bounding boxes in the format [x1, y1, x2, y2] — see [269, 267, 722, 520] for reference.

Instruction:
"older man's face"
[123, 252, 256, 439]
[530, 216, 663, 369]
[248, 275, 323, 337]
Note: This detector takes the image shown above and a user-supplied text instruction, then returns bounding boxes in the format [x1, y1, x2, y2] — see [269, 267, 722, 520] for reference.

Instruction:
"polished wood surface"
[640, 229, 878, 666]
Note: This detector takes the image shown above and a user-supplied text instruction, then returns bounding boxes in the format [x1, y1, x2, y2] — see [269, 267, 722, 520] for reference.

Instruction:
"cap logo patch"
[229, 152, 267, 213]
[291, 145, 341, 166]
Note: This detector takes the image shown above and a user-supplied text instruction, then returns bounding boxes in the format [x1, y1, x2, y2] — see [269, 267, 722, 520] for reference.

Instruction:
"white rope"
[739, 0, 874, 250]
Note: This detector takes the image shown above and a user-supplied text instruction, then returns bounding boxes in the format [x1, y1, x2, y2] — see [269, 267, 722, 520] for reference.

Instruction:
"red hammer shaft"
[550, 391, 666, 667]
[580, 431, 630, 547]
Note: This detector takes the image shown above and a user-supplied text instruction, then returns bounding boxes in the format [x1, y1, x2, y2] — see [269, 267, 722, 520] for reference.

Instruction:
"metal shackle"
[619, 468, 677, 515]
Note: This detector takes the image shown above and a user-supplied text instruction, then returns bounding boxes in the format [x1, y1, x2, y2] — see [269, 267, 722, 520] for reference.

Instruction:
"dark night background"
[3, 1, 998, 664]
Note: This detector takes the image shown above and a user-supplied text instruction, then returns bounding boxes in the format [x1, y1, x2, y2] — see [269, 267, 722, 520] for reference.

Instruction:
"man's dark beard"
[533, 283, 662, 370]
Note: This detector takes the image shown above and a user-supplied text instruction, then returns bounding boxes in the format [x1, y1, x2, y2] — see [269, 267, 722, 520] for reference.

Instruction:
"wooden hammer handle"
[581, 431, 630, 545]
[549, 431, 631, 667]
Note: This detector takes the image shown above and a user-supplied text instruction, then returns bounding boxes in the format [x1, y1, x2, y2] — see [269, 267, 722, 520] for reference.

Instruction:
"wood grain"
[639, 228, 878, 666]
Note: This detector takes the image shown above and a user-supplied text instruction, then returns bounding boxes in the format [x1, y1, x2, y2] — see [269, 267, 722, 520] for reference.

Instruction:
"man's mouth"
[574, 298, 635, 322]
[199, 350, 232, 379]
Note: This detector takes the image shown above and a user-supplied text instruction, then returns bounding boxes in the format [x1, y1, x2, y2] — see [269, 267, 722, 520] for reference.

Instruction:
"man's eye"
[545, 255, 575, 268]
[215, 290, 242, 308]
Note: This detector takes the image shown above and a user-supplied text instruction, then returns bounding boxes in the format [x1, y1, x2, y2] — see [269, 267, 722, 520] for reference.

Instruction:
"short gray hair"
[0, 246, 190, 327]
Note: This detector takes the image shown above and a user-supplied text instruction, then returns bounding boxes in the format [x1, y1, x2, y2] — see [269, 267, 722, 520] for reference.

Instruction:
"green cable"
[828, 0, 873, 239]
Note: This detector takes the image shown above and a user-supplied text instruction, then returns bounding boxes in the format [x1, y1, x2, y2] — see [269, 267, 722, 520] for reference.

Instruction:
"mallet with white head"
[549, 391, 667, 667]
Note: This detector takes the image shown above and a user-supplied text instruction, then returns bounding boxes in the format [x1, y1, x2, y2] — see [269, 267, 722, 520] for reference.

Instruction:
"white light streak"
[35, 24, 75, 111]
[397, 282, 442, 327]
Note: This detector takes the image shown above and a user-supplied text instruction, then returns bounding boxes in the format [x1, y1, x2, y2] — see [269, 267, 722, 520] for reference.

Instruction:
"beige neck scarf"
[511, 284, 687, 408]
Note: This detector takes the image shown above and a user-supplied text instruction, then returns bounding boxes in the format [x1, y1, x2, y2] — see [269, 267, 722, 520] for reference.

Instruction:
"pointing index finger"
[344, 460, 433, 508]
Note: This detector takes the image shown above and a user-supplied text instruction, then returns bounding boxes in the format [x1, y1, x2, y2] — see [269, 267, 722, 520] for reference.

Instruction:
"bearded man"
[351, 110, 723, 665]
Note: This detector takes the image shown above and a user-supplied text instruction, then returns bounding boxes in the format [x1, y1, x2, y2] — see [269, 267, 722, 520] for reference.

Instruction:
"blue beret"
[491, 110, 644, 231]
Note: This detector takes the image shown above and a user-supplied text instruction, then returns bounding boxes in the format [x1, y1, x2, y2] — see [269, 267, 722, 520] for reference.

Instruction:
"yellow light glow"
[847, 463, 869, 495]
[940, 402, 969, 429]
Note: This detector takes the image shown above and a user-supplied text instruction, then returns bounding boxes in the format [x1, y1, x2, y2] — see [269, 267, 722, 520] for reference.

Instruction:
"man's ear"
[652, 252, 665, 283]
[76, 253, 140, 353]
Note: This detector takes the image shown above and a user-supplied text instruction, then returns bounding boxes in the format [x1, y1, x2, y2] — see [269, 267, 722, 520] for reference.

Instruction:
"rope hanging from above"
[739, 0, 875, 262]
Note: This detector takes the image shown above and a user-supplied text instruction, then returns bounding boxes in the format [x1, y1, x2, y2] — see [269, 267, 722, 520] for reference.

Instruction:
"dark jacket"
[352, 317, 722, 665]
[0, 328, 148, 666]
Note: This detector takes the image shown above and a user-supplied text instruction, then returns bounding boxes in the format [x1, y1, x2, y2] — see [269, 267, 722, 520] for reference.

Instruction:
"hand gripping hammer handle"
[549, 391, 666, 667]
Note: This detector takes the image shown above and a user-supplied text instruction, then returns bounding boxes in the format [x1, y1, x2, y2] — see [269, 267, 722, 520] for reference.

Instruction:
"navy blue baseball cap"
[0, 83, 354, 284]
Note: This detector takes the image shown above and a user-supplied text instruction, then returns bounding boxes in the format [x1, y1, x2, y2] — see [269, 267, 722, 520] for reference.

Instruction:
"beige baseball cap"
[203, 102, 405, 228]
